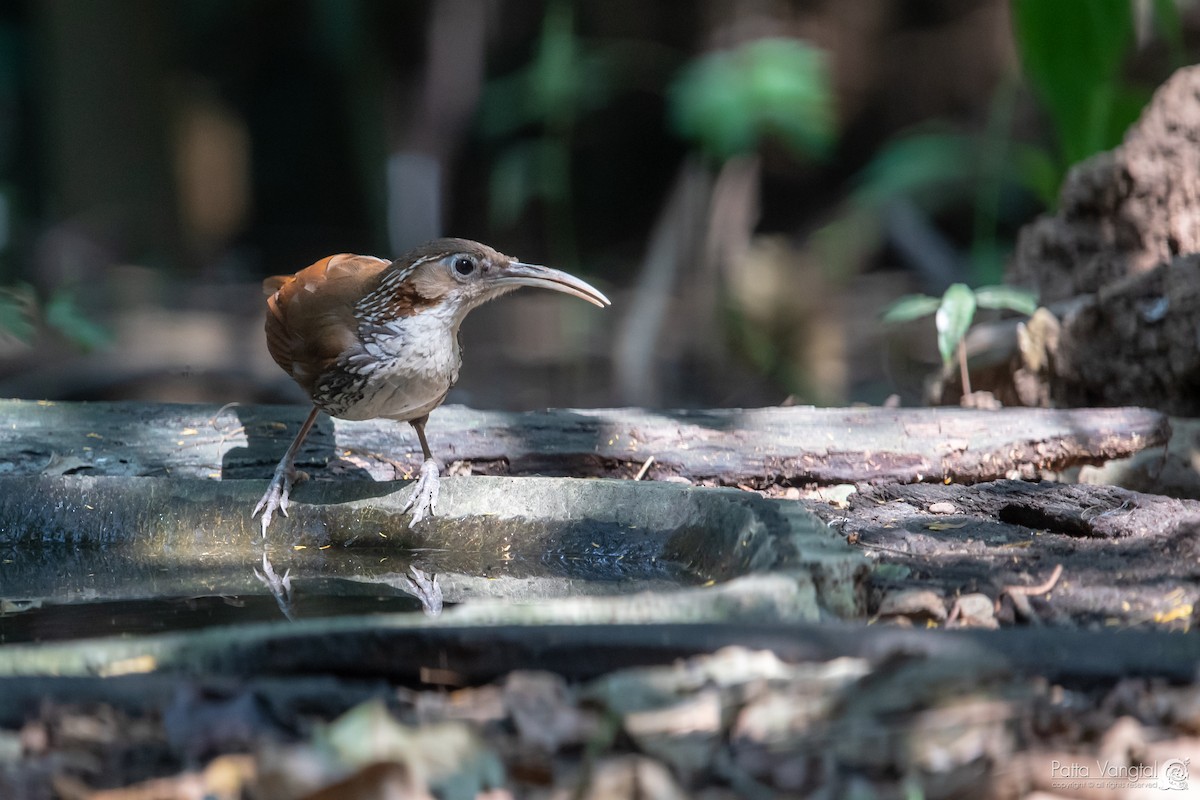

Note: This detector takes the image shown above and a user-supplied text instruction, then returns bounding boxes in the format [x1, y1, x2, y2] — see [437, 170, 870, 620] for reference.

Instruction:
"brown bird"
[255, 237, 610, 535]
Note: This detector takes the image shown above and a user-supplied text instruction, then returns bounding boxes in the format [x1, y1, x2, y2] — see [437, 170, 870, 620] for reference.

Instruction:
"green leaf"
[669, 38, 834, 161]
[44, 289, 111, 351]
[670, 51, 754, 157]
[973, 285, 1038, 315]
[1012, 142, 1063, 208]
[488, 139, 572, 229]
[477, 72, 530, 140]
[0, 283, 35, 342]
[881, 293, 942, 323]
[1108, 83, 1153, 144]
[1012, 0, 1136, 165]
[853, 132, 977, 210]
[745, 38, 835, 157]
[477, 0, 615, 139]
[935, 283, 977, 365]
[530, 0, 585, 128]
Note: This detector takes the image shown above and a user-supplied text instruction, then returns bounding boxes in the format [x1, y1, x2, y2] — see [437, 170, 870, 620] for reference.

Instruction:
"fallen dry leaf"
[877, 589, 947, 623]
[503, 671, 600, 752]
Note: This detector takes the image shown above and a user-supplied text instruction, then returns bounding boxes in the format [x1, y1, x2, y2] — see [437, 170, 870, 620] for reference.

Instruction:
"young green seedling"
[883, 283, 1037, 396]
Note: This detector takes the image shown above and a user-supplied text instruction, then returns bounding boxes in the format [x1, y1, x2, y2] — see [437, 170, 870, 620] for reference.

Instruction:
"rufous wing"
[263, 254, 390, 398]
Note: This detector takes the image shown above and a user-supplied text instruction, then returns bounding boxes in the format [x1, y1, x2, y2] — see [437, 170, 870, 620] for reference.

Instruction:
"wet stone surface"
[0, 475, 865, 646]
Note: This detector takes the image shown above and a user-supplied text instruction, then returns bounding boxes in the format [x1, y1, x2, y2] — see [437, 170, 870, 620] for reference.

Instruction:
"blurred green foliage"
[0, 283, 34, 343]
[852, 134, 977, 210]
[815, 127, 1009, 283]
[479, 15, 835, 269]
[479, 0, 672, 266]
[821, 0, 1184, 292]
[1013, 0, 1143, 193]
[668, 38, 834, 162]
[1012, 0, 1185, 206]
[666, 38, 835, 401]
[481, 0, 608, 234]
[0, 283, 111, 351]
[44, 289, 112, 351]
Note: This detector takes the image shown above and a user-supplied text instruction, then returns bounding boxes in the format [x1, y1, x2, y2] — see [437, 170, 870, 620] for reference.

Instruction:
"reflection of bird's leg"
[253, 407, 320, 536]
[401, 415, 440, 525]
[400, 566, 443, 616]
[253, 552, 295, 621]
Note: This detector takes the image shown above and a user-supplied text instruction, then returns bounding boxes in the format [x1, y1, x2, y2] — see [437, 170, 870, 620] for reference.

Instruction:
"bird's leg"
[402, 414, 440, 524]
[254, 406, 320, 536]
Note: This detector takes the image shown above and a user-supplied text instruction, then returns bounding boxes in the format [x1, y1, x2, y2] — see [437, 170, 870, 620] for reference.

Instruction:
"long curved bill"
[493, 261, 611, 308]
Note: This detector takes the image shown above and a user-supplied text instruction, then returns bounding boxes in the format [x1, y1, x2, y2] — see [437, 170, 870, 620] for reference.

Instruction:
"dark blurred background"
[0, 0, 1192, 410]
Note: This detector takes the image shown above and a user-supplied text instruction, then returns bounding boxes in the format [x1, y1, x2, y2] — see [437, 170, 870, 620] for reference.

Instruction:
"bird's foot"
[402, 458, 440, 525]
[253, 464, 306, 536]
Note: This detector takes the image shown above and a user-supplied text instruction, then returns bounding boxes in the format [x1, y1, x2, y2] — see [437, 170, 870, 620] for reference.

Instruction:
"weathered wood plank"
[0, 400, 1168, 486]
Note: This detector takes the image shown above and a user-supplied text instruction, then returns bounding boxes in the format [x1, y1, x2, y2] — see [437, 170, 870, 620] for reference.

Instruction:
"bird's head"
[370, 238, 610, 322]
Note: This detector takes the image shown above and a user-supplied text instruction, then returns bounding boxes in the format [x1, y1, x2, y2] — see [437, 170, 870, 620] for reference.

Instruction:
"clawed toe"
[402, 458, 441, 525]
[254, 467, 295, 536]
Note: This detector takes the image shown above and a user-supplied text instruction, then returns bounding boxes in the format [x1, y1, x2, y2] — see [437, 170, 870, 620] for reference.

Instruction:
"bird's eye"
[453, 257, 476, 276]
